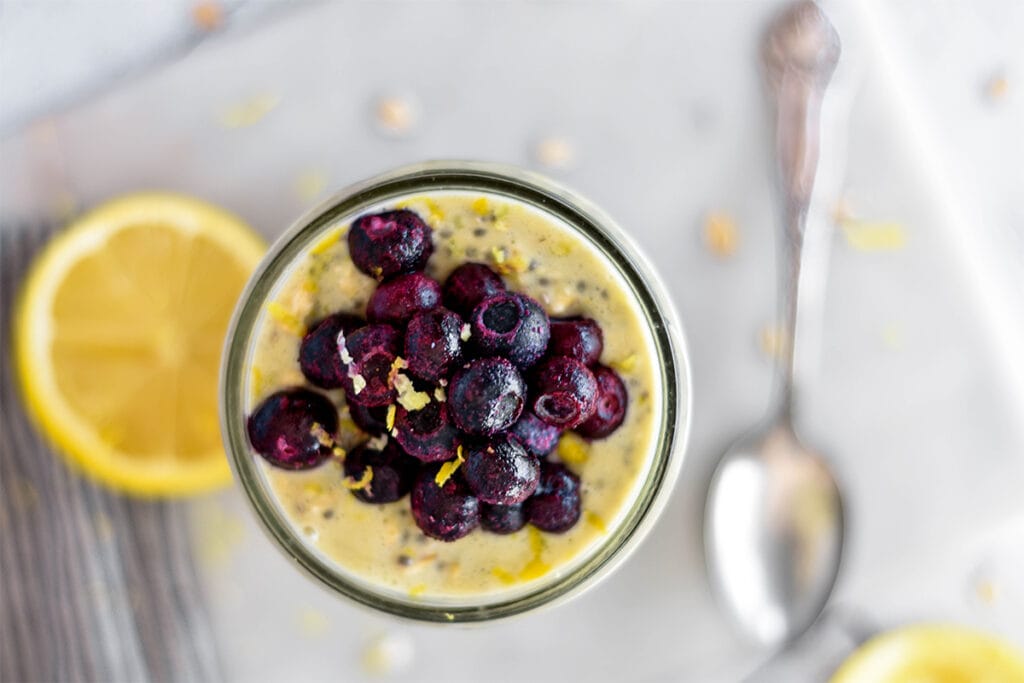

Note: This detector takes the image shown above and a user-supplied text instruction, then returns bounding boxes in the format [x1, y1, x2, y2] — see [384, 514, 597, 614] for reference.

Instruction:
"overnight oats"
[221, 163, 689, 621]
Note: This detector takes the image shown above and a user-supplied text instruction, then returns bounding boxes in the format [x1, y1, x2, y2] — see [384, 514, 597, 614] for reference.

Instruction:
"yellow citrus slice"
[14, 193, 266, 496]
[830, 624, 1024, 683]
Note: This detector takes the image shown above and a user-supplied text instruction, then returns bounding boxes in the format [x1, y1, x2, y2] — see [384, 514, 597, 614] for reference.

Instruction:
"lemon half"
[831, 624, 1024, 683]
[14, 193, 265, 496]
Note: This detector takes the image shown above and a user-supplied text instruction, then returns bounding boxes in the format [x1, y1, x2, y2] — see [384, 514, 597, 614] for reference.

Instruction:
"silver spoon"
[704, 0, 843, 648]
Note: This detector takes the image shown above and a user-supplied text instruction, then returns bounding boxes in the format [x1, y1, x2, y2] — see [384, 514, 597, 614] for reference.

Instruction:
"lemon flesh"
[831, 624, 1024, 683]
[15, 193, 265, 496]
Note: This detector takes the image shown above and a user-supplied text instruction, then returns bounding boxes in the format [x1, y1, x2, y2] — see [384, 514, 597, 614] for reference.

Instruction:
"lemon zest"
[251, 367, 265, 397]
[610, 354, 637, 373]
[585, 511, 607, 533]
[434, 386, 447, 402]
[393, 374, 431, 411]
[471, 197, 490, 215]
[385, 404, 397, 432]
[267, 302, 304, 336]
[489, 246, 506, 265]
[491, 567, 517, 585]
[434, 445, 465, 486]
[528, 526, 546, 556]
[387, 357, 408, 385]
[460, 324, 471, 342]
[309, 422, 334, 448]
[408, 584, 427, 597]
[519, 557, 551, 581]
[550, 240, 572, 256]
[556, 432, 590, 465]
[311, 227, 344, 255]
[342, 466, 373, 491]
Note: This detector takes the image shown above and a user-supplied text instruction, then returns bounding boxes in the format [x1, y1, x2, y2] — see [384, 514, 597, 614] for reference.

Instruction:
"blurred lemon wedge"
[14, 193, 265, 496]
[831, 624, 1024, 683]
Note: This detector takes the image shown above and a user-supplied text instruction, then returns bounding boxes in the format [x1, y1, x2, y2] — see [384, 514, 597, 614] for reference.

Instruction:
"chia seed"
[576, 280, 588, 292]
[397, 555, 413, 567]
[322, 509, 335, 519]
[473, 227, 487, 237]
[538, 277, 551, 287]
[439, 229, 453, 239]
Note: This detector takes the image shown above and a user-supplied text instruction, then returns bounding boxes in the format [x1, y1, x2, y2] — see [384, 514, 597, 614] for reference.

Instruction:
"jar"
[220, 161, 691, 622]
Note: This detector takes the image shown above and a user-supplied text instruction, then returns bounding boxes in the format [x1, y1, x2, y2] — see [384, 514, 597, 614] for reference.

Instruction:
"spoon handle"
[762, 1, 840, 414]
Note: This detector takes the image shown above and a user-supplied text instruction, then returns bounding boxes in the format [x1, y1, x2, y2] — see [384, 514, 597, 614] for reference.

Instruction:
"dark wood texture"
[1, 226, 223, 683]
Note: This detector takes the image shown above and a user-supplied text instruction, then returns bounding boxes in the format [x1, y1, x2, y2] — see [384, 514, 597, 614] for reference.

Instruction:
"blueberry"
[410, 465, 480, 541]
[366, 273, 442, 326]
[347, 403, 388, 436]
[448, 357, 526, 436]
[343, 440, 419, 503]
[509, 412, 561, 457]
[298, 313, 365, 388]
[529, 356, 599, 429]
[462, 435, 540, 505]
[481, 503, 527, 535]
[470, 293, 550, 368]
[348, 209, 433, 280]
[442, 262, 506, 315]
[404, 307, 464, 382]
[338, 324, 402, 407]
[247, 388, 338, 470]
[548, 317, 603, 366]
[525, 462, 581, 533]
[575, 365, 628, 439]
[393, 401, 460, 462]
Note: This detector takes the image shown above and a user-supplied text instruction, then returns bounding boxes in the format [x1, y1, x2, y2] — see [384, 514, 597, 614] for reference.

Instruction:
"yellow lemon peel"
[342, 466, 373, 491]
[267, 302, 304, 336]
[556, 432, 590, 465]
[434, 445, 465, 486]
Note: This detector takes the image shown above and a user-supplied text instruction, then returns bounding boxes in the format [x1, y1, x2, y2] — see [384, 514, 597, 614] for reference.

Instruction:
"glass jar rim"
[220, 160, 692, 623]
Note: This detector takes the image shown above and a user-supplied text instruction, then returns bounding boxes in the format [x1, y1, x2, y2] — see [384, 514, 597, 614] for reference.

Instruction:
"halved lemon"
[830, 624, 1024, 683]
[14, 193, 266, 496]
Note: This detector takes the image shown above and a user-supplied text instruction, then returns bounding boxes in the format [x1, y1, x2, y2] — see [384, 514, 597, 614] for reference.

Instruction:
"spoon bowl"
[706, 423, 843, 646]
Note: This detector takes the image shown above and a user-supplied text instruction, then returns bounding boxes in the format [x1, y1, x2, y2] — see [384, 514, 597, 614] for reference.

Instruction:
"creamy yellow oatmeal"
[248, 192, 661, 599]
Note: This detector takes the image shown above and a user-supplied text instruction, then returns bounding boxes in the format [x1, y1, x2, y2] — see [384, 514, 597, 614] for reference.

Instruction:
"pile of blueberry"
[247, 209, 629, 541]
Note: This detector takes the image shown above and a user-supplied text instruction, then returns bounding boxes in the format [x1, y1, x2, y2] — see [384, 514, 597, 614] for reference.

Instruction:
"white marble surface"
[2, 1, 1023, 681]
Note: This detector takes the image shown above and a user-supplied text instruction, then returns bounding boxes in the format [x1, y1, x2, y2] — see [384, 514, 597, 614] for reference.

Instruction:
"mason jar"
[220, 161, 691, 622]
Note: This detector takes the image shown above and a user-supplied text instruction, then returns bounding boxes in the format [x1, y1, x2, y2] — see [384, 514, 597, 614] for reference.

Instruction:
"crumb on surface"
[361, 632, 415, 676]
[702, 211, 739, 257]
[194, 501, 245, 570]
[373, 96, 418, 136]
[975, 578, 999, 605]
[295, 608, 329, 637]
[295, 170, 327, 201]
[985, 72, 1009, 101]
[842, 221, 907, 251]
[191, 0, 224, 31]
[217, 93, 280, 128]
[758, 323, 788, 360]
[534, 137, 575, 169]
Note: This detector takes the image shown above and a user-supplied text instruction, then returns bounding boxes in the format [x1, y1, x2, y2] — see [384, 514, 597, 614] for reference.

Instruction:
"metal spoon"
[703, 0, 843, 648]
